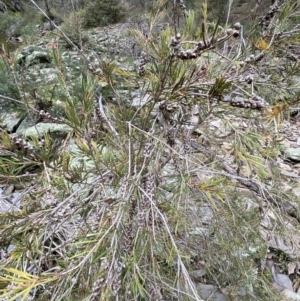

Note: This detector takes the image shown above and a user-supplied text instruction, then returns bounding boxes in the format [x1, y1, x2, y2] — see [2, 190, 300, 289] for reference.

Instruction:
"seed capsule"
[233, 22, 241, 30]
[226, 28, 234, 35]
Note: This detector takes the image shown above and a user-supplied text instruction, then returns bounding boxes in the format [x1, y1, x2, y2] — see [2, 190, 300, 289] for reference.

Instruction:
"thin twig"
[97, 93, 119, 136]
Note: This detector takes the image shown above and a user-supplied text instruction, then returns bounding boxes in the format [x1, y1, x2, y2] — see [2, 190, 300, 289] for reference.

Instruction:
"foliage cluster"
[0, 52, 19, 99]
[81, 0, 127, 28]
[0, 12, 25, 39]
[59, 11, 87, 48]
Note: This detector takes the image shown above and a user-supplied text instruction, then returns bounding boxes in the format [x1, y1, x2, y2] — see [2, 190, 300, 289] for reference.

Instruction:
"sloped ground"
[1, 8, 300, 300]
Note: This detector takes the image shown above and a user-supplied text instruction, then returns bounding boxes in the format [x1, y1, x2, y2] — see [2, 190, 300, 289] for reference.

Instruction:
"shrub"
[81, 0, 126, 28]
[1, 1, 300, 301]
[59, 11, 88, 48]
[0, 51, 19, 99]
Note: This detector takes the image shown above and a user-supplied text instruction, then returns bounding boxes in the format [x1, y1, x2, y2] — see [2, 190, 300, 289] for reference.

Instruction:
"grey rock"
[280, 289, 300, 300]
[131, 92, 150, 107]
[272, 272, 293, 292]
[43, 21, 54, 32]
[16, 116, 37, 134]
[4, 0, 23, 12]
[0, 96, 24, 132]
[281, 170, 299, 178]
[0, 111, 23, 132]
[16, 46, 52, 68]
[260, 213, 273, 229]
[190, 204, 214, 236]
[0, 1, 7, 12]
[97, 36, 109, 43]
[23, 123, 73, 139]
[1, 184, 15, 196]
[60, 142, 108, 193]
[189, 269, 206, 281]
[260, 228, 300, 259]
[43, 18, 63, 31]
[222, 93, 231, 102]
[285, 148, 300, 161]
[292, 186, 300, 197]
[68, 144, 98, 171]
[196, 283, 227, 301]
[0, 187, 21, 213]
[210, 119, 233, 138]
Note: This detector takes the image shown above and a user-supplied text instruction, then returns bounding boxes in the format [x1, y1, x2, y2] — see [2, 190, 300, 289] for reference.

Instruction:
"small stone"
[279, 139, 291, 148]
[278, 163, 292, 171]
[226, 28, 234, 35]
[260, 214, 273, 229]
[292, 185, 300, 197]
[280, 170, 299, 178]
[210, 119, 233, 138]
[280, 289, 300, 300]
[221, 142, 232, 150]
[285, 148, 300, 161]
[1, 184, 15, 197]
[196, 284, 227, 301]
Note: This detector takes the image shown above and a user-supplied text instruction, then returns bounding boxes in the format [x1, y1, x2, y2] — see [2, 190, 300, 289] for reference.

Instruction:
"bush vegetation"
[0, 0, 300, 300]
[81, 0, 126, 28]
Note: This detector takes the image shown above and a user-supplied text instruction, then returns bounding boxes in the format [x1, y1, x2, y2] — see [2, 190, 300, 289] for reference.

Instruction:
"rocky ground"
[1, 21, 300, 300]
